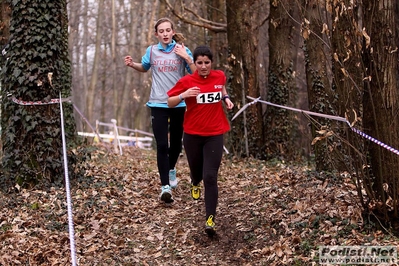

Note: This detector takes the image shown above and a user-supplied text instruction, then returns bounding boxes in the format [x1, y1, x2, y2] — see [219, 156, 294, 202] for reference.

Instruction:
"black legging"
[183, 133, 224, 218]
[151, 107, 185, 186]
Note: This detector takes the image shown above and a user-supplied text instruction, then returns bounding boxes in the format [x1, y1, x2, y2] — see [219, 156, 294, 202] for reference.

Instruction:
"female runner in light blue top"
[124, 18, 195, 203]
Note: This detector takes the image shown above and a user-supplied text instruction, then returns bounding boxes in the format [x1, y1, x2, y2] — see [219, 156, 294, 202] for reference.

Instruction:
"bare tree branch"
[161, 0, 227, 33]
[183, 6, 226, 27]
[254, 15, 269, 31]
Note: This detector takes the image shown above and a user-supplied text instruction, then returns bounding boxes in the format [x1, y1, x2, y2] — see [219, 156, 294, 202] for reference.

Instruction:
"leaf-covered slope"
[0, 147, 398, 265]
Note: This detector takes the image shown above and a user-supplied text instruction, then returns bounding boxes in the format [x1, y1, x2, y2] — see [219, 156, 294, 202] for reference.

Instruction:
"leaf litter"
[0, 145, 398, 265]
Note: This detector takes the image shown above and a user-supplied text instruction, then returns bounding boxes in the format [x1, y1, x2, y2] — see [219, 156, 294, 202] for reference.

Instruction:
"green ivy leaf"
[12, 68, 22, 78]
[18, 76, 25, 84]
[8, 132, 16, 142]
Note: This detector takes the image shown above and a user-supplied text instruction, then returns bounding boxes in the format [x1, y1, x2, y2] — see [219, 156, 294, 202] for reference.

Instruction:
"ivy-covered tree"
[1, 0, 76, 187]
[226, 0, 266, 158]
[362, 0, 399, 220]
[264, 0, 298, 160]
[301, 1, 337, 172]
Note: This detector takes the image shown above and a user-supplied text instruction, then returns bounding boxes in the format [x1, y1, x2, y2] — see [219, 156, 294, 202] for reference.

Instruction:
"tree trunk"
[0, 0, 10, 47]
[1, 0, 76, 186]
[121, 0, 140, 129]
[363, 0, 399, 220]
[111, 0, 118, 122]
[327, 0, 372, 213]
[264, 0, 297, 160]
[80, 0, 88, 128]
[134, 0, 153, 131]
[86, 0, 104, 125]
[0, 0, 11, 160]
[226, 0, 265, 158]
[68, 0, 83, 131]
[302, 0, 336, 171]
[208, 0, 228, 69]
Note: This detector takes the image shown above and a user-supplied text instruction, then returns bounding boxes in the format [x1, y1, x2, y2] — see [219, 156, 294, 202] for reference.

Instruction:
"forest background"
[0, 0, 399, 264]
[61, 0, 399, 224]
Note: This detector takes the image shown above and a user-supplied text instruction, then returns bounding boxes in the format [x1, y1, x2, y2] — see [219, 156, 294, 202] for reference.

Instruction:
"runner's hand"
[182, 87, 201, 98]
[224, 98, 234, 110]
[124, 56, 134, 67]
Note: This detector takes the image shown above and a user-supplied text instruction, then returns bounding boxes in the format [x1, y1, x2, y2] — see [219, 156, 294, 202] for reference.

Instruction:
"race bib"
[196, 91, 222, 104]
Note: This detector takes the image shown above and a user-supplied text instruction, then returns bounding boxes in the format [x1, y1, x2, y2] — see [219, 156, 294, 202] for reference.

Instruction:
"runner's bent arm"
[124, 55, 148, 72]
[174, 44, 196, 73]
[168, 87, 201, 108]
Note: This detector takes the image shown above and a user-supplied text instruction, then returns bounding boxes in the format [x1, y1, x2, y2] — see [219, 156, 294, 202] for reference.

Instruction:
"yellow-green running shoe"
[205, 215, 216, 236]
[190, 184, 201, 200]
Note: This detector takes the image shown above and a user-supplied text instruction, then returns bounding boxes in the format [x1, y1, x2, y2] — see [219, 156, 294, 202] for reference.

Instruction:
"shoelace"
[206, 215, 215, 227]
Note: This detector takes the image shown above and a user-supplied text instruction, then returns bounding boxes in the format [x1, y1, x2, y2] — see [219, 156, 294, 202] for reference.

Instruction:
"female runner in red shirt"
[167, 45, 234, 236]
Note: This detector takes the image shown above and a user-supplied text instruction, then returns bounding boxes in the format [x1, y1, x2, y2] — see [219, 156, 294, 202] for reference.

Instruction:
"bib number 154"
[196, 91, 222, 104]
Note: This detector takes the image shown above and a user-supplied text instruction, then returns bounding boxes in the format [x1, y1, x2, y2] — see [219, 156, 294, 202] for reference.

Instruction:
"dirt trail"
[1, 147, 398, 265]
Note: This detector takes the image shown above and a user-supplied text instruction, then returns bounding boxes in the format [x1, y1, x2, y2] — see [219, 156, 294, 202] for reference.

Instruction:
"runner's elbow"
[167, 98, 174, 108]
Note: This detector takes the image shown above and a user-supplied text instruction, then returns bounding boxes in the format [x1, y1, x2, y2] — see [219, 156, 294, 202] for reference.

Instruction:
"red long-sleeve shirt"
[167, 70, 230, 136]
